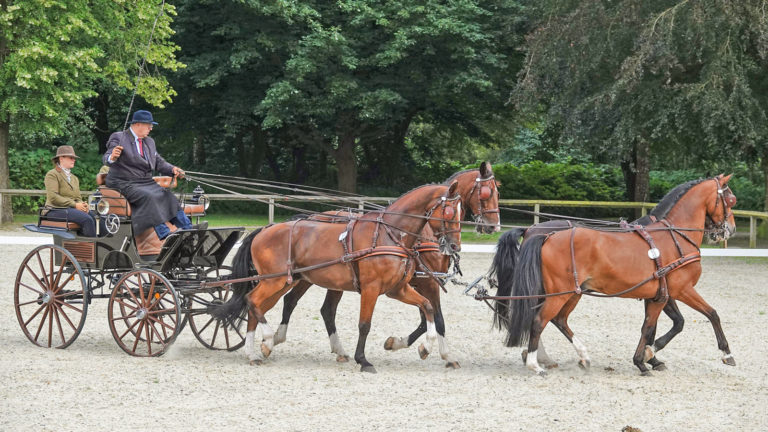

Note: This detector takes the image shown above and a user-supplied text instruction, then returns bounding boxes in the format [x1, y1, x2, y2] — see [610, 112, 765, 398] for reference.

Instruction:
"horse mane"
[387, 183, 444, 208]
[645, 178, 708, 221]
[444, 168, 479, 184]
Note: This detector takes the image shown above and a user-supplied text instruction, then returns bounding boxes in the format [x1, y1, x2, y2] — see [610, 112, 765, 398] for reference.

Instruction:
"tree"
[166, 0, 524, 192]
[513, 0, 768, 209]
[0, 0, 182, 221]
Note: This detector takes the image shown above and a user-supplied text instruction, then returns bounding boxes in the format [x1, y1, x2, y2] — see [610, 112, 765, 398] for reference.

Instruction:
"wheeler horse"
[213, 182, 463, 372]
[273, 162, 501, 368]
[492, 174, 737, 375]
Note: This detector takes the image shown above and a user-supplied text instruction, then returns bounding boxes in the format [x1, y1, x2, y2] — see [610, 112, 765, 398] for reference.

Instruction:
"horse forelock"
[648, 178, 708, 220]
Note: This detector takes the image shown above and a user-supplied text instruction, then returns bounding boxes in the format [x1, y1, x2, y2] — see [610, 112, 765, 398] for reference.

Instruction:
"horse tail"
[489, 228, 525, 330]
[211, 227, 263, 327]
[504, 234, 546, 347]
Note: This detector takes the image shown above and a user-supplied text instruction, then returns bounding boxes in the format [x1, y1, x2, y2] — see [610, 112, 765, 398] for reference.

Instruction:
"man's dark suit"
[103, 129, 180, 234]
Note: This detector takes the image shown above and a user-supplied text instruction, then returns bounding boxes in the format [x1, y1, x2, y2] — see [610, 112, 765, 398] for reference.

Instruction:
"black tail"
[489, 228, 525, 330]
[211, 228, 264, 327]
[504, 234, 546, 347]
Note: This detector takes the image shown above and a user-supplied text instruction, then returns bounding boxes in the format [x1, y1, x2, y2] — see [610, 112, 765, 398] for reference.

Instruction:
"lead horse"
[493, 175, 737, 375]
[273, 162, 501, 368]
[213, 182, 462, 372]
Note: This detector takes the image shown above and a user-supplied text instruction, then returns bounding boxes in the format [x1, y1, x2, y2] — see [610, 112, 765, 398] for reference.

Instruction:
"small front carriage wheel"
[108, 269, 181, 357]
[14, 244, 88, 349]
[188, 266, 246, 351]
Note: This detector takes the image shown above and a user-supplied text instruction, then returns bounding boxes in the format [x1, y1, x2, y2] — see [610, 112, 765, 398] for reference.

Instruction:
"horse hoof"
[652, 362, 667, 371]
[445, 361, 461, 369]
[260, 343, 272, 358]
[578, 359, 591, 370]
[249, 359, 263, 366]
[384, 337, 395, 351]
[521, 349, 528, 364]
[418, 343, 429, 360]
[722, 356, 736, 366]
[640, 370, 653, 377]
[336, 354, 350, 363]
[360, 365, 377, 374]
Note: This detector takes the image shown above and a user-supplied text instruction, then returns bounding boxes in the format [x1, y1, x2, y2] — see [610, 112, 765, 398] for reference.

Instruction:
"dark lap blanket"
[106, 176, 181, 234]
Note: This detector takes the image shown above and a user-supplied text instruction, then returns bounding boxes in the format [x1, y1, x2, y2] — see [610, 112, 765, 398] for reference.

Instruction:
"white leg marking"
[389, 337, 409, 351]
[329, 333, 348, 356]
[526, 349, 546, 375]
[722, 352, 734, 360]
[261, 322, 275, 351]
[245, 331, 259, 362]
[536, 340, 556, 366]
[437, 335, 456, 363]
[274, 323, 288, 345]
[643, 345, 655, 362]
[423, 321, 437, 355]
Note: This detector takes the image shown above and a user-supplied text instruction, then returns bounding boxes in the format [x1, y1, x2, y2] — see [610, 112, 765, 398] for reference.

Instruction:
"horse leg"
[645, 299, 684, 371]
[525, 299, 566, 376]
[676, 287, 735, 366]
[544, 294, 586, 369]
[634, 299, 666, 376]
[244, 304, 268, 365]
[246, 279, 294, 362]
[274, 280, 312, 346]
[355, 287, 380, 373]
[320, 290, 349, 362]
[386, 283, 438, 361]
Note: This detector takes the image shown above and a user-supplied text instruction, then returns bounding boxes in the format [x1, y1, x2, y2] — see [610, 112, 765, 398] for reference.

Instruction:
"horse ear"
[721, 173, 733, 184]
[479, 161, 491, 177]
[448, 179, 459, 197]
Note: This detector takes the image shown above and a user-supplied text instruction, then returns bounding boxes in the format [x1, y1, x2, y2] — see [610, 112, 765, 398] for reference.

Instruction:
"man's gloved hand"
[173, 166, 185, 178]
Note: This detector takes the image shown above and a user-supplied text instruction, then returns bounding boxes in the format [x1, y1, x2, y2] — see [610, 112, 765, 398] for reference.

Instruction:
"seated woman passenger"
[43, 145, 98, 237]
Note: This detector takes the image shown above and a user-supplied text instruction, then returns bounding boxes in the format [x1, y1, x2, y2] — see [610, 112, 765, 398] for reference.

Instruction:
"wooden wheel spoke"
[33, 307, 51, 342]
[137, 274, 148, 307]
[147, 314, 177, 332]
[146, 277, 157, 305]
[25, 264, 49, 292]
[54, 298, 83, 315]
[53, 304, 66, 344]
[34, 251, 48, 289]
[56, 272, 76, 293]
[209, 320, 221, 346]
[119, 281, 141, 306]
[48, 248, 55, 291]
[131, 320, 146, 352]
[51, 256, 68, 294]
[117, 316, 141, 339]
[147, 289, 171, 310]
[112, 297, 140, 313]
[55, 289, 84, 300]
[23, 303, 47, 327]
[145, 318, 153, 355]
[197, 315, 216, 334]
[53, 302, 78, 332]
[47, 304, 54, 347]
[18, 298, 44, 307]
[18, 281, 44, 296]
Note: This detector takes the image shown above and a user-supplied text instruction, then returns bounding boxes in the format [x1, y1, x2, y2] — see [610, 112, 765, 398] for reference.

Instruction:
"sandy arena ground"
[1, 232, 766, 431]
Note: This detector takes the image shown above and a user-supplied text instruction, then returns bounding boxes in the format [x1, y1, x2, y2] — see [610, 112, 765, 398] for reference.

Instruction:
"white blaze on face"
[455, 202, 461, 221]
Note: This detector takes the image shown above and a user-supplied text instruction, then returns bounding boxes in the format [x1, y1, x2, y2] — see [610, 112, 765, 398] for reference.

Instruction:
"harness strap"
[631, 224, 669, 302]
[569, 228, 581, 294]
[341, 219, 361, 292]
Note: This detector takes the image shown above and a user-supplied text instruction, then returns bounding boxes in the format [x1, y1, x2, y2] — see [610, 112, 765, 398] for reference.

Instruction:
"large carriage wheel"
[14, 245, 88, 349]
[187, 266, 246, 351]
[108, 269, 181, 357]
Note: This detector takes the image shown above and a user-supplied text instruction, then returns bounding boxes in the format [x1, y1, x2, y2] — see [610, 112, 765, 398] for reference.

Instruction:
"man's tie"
[137, 138, 144, 157]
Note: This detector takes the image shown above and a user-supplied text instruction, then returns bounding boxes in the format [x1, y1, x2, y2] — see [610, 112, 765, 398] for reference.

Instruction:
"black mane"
[635, 178, 707, 224]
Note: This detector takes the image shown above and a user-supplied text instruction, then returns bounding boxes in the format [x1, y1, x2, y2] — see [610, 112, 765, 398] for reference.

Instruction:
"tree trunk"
[762, 156, 768, 213]
[334, 133, 358, 193]
[0, 120, 12, 223]
[633, 139, 651, 218]
[92, 92, 110, 154]
[193, 133, 206, 167]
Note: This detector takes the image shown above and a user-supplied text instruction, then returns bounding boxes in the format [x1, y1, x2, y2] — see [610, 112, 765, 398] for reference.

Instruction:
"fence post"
[533, 203, 540, 225]
[750, 216, 757, 249]
[358, 199, 364, 211]
[0, 192, 3, 224]
[268, 198, 274, 224]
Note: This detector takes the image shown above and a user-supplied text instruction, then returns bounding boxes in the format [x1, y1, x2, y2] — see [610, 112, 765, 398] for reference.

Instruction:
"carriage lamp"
[191, 185, 210, 210]
[89, 190, 111, 215]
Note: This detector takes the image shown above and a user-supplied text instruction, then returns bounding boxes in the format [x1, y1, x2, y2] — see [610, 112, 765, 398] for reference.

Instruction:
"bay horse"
[273, 162, 501, 368]
[213, 182, 462, 372]
[493, 174, 737, 375]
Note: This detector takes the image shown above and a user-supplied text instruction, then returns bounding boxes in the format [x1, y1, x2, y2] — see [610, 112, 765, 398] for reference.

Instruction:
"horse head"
[466, 161, 501, 234]
[705, 174, 737, 243]
[427, 180, 462, 254]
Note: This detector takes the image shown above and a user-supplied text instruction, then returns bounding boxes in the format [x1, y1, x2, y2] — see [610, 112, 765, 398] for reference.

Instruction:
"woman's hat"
[52, 145, 79, 161]
[128, 110, 158, 125]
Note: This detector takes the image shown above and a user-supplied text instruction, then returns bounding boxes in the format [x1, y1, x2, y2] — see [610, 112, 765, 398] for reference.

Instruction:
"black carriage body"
[16, 183, 247, 356]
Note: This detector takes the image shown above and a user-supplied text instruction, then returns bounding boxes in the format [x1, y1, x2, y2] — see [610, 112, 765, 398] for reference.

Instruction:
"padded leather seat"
[39, 219, 81, 230]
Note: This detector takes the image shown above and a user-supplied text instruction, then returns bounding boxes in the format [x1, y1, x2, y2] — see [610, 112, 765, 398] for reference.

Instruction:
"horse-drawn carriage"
[14, 175, 246, 356]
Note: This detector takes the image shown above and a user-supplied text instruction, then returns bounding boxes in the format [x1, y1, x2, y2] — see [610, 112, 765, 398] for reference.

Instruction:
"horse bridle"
[467, 175, 500, 222]
[710, 177, 736, 232]
[425, 194, 463, 245]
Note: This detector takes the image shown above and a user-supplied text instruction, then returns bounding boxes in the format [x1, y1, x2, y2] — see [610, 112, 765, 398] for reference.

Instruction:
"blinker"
[443, 206, 455, 219]
[479, 186, 491, 200]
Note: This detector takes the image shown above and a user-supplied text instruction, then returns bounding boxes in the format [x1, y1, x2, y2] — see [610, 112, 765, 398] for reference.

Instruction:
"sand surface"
[1, 233, 766, 431]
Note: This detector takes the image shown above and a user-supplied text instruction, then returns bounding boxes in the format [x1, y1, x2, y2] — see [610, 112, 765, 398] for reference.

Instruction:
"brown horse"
[493, 175, 737, 375]
[273, 162, 501, 368]
[213, 182, 462, 372]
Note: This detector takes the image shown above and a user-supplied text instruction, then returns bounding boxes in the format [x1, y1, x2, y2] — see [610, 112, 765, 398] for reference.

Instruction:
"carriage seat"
[38, 219, 81, 231]
[95, 173, 177, 188]
[95, 175, 183, 217]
